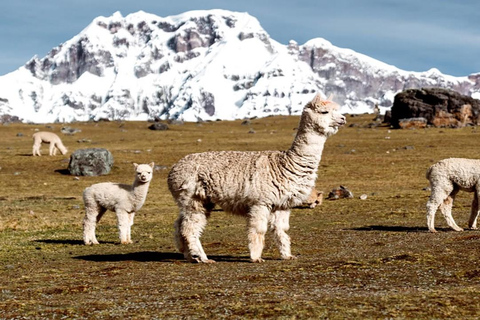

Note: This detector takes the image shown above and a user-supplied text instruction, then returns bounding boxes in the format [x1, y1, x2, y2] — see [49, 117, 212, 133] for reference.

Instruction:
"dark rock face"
[68, 148, 114, 176]
[389, 88, 480, 128]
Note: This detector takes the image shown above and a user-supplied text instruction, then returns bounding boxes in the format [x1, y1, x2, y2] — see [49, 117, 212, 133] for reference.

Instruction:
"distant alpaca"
[304, 187, 324, 208]
[32, 131, 68, 156]
[83, 162, 154, 245]
[168, 93, 346, 263]
[426, 158, 480, 232]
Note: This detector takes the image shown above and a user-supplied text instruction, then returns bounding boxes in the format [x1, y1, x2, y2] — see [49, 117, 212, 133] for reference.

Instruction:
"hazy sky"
[1, 0, 479, 77]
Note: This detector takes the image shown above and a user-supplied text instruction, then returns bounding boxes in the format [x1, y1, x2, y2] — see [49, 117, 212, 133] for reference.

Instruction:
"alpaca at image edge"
[168, 93, 346, 263]
[83, 162, 154, 245]
[426, 158, 480, 232]
[32, 131, 68, 156]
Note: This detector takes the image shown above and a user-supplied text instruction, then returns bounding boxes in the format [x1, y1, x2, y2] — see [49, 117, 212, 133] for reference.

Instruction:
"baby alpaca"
[426, 158, 480, 232]
[83, 162, 154, 245]
[304, 188, 324, 208]
[168, 93, 345, 263]
[32, 131, 68, 156]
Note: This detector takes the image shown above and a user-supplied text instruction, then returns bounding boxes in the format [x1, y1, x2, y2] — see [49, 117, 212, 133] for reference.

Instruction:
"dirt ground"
[1, 114, 480, 319]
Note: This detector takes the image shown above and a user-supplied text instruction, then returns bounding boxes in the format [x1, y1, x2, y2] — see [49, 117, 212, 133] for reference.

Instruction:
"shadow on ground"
[73, 251, 251, 263]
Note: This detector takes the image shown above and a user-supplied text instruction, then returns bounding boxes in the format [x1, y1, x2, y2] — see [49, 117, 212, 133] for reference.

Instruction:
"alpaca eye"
[321, 111, 329, 114]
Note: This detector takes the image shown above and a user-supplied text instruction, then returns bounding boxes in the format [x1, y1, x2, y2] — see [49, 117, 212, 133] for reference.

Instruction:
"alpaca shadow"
[55, 169, 71, 175]
[34, 239, 116, 245]
[34, 239, 85, 245]
[351, 225, 454, 233]
[74, 251, 251, 263]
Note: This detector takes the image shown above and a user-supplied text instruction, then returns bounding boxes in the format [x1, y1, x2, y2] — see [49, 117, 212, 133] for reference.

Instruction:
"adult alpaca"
[83, 162, 154, 245]
[32, 131, 68, 156]
[168, 93, 346, 263]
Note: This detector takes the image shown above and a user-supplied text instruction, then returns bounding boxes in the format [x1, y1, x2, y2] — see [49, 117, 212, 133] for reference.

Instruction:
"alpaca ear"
[133, 163, 138, 169]
[311, 93, 324, 105]
[149, 162, 155, 168]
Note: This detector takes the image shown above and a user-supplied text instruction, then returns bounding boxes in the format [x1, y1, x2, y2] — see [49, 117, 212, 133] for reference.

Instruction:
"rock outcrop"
[389, 88, 480, 128]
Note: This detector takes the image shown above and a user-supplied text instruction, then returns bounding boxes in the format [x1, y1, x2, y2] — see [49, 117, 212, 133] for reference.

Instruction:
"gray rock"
[148, 122, 169, 131]
[68, 148, 114, 176]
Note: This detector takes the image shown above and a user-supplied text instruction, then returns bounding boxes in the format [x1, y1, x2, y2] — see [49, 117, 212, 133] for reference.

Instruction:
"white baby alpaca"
[426, 158, 480, 232]
[32, 131, 68, 156]
[83, 162, 154, 245]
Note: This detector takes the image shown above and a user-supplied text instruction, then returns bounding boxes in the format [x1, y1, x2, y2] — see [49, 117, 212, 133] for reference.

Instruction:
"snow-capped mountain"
[0, 9, 479, 123]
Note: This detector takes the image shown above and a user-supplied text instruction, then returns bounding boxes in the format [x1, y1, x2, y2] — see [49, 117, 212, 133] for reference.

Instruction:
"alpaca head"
[301, 93, 346, 136]
[133, 162, 154, 183]
[59, 145, 68, 155]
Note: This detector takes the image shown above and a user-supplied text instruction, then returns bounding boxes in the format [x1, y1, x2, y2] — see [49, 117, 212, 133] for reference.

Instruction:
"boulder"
[68, 148, 114, 176]
[148, 122, 169, 131]
[389, 88, 480, 128]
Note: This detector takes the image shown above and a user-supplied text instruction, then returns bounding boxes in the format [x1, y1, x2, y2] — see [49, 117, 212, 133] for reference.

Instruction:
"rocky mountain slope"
[0, 9, 479, 123]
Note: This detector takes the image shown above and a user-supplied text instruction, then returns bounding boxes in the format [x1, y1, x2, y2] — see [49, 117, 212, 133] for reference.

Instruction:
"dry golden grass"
[1, 115, 480, 318]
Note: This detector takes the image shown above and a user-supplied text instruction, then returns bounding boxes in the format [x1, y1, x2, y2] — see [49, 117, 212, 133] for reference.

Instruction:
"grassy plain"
[1, 114, 480, 319]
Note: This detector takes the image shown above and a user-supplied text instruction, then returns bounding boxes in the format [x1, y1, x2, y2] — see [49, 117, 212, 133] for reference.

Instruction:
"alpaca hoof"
[251, 258, 265, 263]
[453, 228, 464, 232]
[428, 229, 437, 233]
[283, 255, 297, 260]
[120, 240, 132, 244]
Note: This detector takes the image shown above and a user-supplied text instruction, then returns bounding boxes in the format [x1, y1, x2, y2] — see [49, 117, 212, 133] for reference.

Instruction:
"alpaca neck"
[131, 179, 151, 209]
[287, 128, 327, 166]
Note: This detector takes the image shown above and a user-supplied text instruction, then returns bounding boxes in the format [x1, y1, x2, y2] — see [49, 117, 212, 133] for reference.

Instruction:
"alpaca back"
[83, 182, 133, 211]
[427, 158, 480, 189]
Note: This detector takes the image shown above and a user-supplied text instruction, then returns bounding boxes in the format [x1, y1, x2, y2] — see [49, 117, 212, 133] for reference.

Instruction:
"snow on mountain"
[0, 9, 479, 123]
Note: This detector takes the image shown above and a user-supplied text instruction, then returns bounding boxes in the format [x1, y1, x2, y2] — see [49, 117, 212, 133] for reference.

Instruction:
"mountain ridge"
[0, 9, 478, 123]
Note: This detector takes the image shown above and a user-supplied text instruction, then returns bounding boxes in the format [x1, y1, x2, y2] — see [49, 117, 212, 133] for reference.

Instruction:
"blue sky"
[1, 0, 479, 77]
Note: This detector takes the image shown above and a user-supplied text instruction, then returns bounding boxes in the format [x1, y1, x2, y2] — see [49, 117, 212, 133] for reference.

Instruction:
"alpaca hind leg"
[426, 183, 453, 232]
[175, 205, 212, 263]
[439, 187, 463, 231]
[83, 205, 105, 245]
[270, 210, 296, 260]
[33, 142, 41, 156]
[116, 209, 131, 244]
[468, 190, 480, 229]
[247, 206, 270, 263]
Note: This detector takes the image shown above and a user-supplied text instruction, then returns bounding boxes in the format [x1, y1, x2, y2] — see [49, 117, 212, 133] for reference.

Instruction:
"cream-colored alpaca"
[83, 162, 154, 245]
[168, 93, 346, 263]
[426, 158, 480, 232]
[32, 131, 68, 156]
[304, 187, 324, 208]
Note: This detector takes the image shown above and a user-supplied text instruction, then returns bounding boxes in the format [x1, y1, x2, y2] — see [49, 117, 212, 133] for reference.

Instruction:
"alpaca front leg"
[49, 142, 56, 156]
[247, 206, 269, 263]
[116, 210, 131, 244]
[426, 188, 451, 233]
[126, 212, 135, 244]
[270, 210, 296, 260]
[469, 192, 480, 230]
[175, 209, 213, 263]
[440, 193, 463, 232]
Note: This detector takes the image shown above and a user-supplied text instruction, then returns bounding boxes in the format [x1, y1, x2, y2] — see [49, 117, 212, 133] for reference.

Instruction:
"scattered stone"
[404, 145, 415, 150]
[241, 120, 251, 126]
[327, 186, 354, 200]
[154, 165, 169, 171]
[359, 194, 368, 200]
[73, 177, 80, 181]
[16, 133, 23, 137]
[68, 148, 114, 176]
[61, 126, 82, 135]
[77, 138, 92, 143]
[148, 122, 169, 131]
[248, 129, 256, 134]
[423, 186, 431, 191]
[167, 119, 185, 125]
